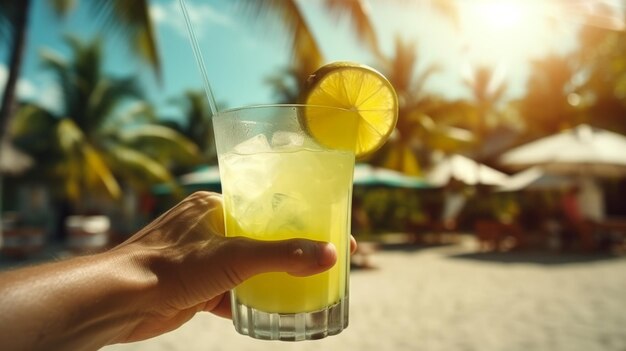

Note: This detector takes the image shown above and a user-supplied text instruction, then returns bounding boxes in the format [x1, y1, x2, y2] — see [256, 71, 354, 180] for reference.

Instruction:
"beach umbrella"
[499, 124, 626, 178]
[179, 165, 221, 186]
[495, 167, 574, 192]
[354, 164, 431, 188]
[152, 165, 221, 195]
[0, 140, 33, 175]
[157, 164, 430, 193]
[425, 154, 509, 187]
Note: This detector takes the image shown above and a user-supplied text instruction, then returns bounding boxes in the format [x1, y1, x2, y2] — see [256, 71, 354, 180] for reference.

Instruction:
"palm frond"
[323, 0, 382, 59]
[168, 90, 217, 162]
[464, 65, 508, 106]
[40, 35, 105, 127]
[118, 125, 200, 166]
[10, 104, 59, 157]
[54, 118, 121, 201]
[427, 0, 459, 27]
[178, 90, 213, 127]
[415, 114, 475, 152]
[393, 0, 459, 27]
[47, 0, 77, 17]
[237, 0, 323, 76]
[64, 34, 102, 97]
[87, 76, 143, 131]
[374, 139, 422, 176]
[412, 62, 441, 98]
[388, 36, 418, 94]
[104, 144, 175, 190]
[102, 101, 156, 129]
[264, 71, 299, 103]
[86, 0, 161, 79]
[39, 48, 73, 116]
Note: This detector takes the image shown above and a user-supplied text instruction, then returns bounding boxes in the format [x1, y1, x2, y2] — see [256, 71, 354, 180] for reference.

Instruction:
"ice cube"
[271, 192, 290, 211]
[220, 151, 277, 236]
[266, 193, 308, 235]
[233, 134, 270, 154]
[236, 194, 273, 236]
[271, 131, 304, 149]
[221, 153, 274, 200]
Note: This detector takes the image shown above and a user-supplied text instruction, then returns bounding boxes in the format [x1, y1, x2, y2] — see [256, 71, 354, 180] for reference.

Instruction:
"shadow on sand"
[378, 242, 452, 253]
[447, 250, 625, 266]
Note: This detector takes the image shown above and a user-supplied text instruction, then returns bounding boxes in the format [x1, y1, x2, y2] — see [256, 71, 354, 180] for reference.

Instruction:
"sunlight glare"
[480, 1, 527, 30]
[459, 0, 558, 66]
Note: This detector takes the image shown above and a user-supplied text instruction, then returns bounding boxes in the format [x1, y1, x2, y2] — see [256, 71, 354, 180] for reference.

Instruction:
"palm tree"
[577, 24, 626, 134]
[0, 0, 160, 141]
[166, 90, 218, 166]
[458, 65, 514, 161]
[371, 36, 474, 175]
[462, 66, 507, 138]
[10, 36, 198, 212]
[518, 54, 583, 137]
[239, 0, 459, 99]
[246, 1, 463, 175]
[238, 0, 378, 84]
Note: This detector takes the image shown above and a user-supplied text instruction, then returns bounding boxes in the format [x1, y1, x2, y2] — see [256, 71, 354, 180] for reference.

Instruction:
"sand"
[98, 235, 626, 351]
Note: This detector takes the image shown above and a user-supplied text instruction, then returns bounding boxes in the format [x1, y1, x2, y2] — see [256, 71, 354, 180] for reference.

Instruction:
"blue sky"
[1, 0, 596, 120]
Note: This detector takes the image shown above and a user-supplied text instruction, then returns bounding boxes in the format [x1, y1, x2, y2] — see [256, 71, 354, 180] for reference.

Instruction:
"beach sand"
[103, 235, 626, 351]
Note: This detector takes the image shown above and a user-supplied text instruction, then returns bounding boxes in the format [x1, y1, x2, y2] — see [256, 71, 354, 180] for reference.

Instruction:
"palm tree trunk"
[0, 0, 31, 240]
[54, 198, 73, 243]
[0, 0, 32, 140]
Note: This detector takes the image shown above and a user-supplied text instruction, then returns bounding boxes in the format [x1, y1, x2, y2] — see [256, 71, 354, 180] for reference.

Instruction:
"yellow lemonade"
[220, 148, 355, 313]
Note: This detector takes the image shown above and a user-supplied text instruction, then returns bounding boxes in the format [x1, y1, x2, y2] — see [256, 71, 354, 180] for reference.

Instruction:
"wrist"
[102, 243, 162, 342]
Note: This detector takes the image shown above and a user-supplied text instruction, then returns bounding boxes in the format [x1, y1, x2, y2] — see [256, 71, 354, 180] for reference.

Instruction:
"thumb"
[219, 237, 338, 286]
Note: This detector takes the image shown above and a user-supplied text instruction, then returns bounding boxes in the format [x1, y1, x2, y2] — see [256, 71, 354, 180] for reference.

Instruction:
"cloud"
[0, 64, 38, 100]
[0, 64, 63, 113]
[150, 0, 234, 38]
[36, 79, 63, 114]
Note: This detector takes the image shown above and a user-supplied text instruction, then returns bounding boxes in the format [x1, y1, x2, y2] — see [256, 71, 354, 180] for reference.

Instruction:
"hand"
[0, 191, 357, 350]
[112, 191, 357, 343]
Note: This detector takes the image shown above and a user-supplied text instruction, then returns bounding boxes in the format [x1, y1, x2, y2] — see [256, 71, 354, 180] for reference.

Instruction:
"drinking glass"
[213, 104, 357, 341]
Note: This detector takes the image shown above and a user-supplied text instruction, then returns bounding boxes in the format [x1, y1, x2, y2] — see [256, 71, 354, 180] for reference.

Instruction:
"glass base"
[231, 296, 349, 341]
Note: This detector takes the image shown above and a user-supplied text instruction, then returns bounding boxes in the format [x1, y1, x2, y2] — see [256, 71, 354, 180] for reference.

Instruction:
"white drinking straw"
[178, 0, 219, 115]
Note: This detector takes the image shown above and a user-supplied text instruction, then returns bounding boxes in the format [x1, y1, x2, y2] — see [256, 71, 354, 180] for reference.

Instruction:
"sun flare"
[459, 0, 555, 65]
[479, 1, 528, 30]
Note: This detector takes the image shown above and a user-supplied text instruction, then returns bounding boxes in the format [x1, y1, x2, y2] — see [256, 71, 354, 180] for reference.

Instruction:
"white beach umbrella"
[179, 165, 221, 186]
[500, 124, 626, 178]
[0, 140, 33, 175]
[426, 154, 509, 187]
[495, 167, 575, 192]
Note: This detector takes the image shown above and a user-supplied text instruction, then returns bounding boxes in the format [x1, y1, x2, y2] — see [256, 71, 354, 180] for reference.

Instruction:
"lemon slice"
[303, 61, 398, 158]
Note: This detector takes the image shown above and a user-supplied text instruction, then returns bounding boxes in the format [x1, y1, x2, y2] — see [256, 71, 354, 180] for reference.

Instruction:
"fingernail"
[317, 242, 337, 267]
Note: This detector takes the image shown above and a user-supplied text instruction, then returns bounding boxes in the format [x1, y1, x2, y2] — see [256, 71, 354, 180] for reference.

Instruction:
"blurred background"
[1, 1, 625, 350]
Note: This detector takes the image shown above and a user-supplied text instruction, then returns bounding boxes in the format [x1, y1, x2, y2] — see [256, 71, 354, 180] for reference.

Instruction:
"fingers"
[218, 238, 338, 288]
[206, 236, 357, 318]
[204, 235, 357, 318]
[200, 294, 232, 319]
[350, 235, 358, 255]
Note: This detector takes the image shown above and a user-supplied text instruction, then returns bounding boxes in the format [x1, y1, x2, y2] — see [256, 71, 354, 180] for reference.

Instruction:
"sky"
[1, 0, 620, 121]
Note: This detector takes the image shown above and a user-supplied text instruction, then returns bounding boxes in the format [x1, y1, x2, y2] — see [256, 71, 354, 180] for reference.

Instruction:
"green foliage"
[247, 1, 477, 176]
[167, 90, 217, 165]
[10, 37, 199, 206]
[518, 54, 583, 137]
[577, 25, 626, 134]
[356, 187, 431, 234]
